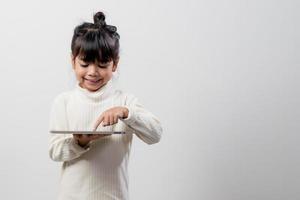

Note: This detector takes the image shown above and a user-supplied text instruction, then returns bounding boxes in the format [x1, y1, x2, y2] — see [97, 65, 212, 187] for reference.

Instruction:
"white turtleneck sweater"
[48, 79, 163, 200]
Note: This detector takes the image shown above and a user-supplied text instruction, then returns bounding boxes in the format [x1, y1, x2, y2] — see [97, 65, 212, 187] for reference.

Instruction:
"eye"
[98, 61, 111, 68]
[80, 63, 89, 67]
[98, 64, 108, 68]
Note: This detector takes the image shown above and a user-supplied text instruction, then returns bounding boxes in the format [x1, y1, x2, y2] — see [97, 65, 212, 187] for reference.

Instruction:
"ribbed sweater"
[48, 79, 163, 200]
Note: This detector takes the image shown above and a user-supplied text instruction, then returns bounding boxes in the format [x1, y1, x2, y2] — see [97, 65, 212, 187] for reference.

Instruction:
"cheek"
[100, 70, 113, 79]
[74, 68, 85, 80]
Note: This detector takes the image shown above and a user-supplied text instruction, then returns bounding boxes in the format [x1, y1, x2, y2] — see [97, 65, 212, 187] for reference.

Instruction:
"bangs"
[74, 31, 114, 63]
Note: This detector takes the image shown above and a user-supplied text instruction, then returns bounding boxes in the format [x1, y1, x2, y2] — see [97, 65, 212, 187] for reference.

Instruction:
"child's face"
[71, 55, 118, 92]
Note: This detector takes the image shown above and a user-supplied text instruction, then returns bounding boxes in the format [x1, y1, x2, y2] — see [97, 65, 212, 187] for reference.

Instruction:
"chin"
[86, 84, 104, 91]
[86, 86, 100, 92]
[80, 79, 107, 92]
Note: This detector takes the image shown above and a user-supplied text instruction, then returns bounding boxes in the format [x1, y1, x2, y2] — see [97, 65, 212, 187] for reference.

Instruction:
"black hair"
[71, 11, 120, 64]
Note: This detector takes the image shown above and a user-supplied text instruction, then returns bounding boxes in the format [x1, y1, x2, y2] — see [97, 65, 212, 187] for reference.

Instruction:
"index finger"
[93, 114, 104, 131]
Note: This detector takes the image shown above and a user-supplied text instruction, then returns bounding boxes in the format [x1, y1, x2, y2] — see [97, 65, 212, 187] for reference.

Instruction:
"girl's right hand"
[73, 134, 111, 147]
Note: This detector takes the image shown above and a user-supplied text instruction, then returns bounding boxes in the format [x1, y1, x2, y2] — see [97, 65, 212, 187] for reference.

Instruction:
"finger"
[73, 134, 80, 140]
[117, 111, 123, 119]
[113, 115, 118, 124]
[90, 134, 98, 139]
[94, 134, 103, 139]
[109, 115, 114, 125]
[99, 134, 110, 137]
[90, 134, 103, 140]
[102, 115, 109, 126]
[81, 134, 90, 141]
[93, 114, 104, 131]
[73, 134, 84, 143]
[93, 117, 102, 131]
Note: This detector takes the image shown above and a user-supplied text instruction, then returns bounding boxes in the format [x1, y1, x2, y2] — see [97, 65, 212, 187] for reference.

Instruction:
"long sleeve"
[48, 94, 90, 162]
[122, 95, 163, 145]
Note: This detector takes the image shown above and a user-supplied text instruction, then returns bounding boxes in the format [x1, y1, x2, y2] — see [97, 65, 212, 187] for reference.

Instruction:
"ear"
[112, 57, 119, 72]
[71, 54, 75, 69]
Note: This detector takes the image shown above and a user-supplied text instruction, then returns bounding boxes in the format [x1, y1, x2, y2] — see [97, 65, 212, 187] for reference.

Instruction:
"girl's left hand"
[93, 106, 129, 131]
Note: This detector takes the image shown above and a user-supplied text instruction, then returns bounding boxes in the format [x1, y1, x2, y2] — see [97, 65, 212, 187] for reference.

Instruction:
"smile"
[84, 78, 101, 84]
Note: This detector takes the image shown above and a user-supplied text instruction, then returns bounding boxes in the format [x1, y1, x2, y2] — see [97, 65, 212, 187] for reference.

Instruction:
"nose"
[87, 64, 98, 76]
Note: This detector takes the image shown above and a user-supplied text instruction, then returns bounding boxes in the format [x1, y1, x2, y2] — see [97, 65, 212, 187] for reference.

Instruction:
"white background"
[0, 0, 299, 199]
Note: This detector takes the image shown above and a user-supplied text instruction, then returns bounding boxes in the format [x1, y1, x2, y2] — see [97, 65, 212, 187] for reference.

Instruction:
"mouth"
[84, 78, 101, 84]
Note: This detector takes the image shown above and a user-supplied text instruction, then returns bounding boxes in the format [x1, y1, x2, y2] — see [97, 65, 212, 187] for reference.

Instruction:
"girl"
[49, 11, 163, 200]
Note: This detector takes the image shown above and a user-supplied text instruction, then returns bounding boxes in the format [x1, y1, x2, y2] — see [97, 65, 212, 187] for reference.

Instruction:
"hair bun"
[106, 25, 117, 33]
[93, 12, 106, 27]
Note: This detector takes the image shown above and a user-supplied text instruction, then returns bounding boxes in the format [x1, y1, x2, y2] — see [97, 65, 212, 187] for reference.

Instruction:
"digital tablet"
[50, 130, 126, 134]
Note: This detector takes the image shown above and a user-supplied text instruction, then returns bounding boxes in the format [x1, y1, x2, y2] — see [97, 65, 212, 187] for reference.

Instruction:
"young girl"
[49, 11, 163, 200]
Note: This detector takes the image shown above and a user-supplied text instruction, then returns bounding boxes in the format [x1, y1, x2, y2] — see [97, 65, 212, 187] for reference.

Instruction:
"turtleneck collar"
[75, 79, 116, 103]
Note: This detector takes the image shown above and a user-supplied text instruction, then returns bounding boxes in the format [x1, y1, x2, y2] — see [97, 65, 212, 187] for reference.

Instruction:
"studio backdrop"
[0, 0, 298, 200]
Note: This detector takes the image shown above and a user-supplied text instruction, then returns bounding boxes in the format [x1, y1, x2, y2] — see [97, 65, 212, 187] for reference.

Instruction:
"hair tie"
[105, 25, 117, 33]
[95, 21, 106, 29]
